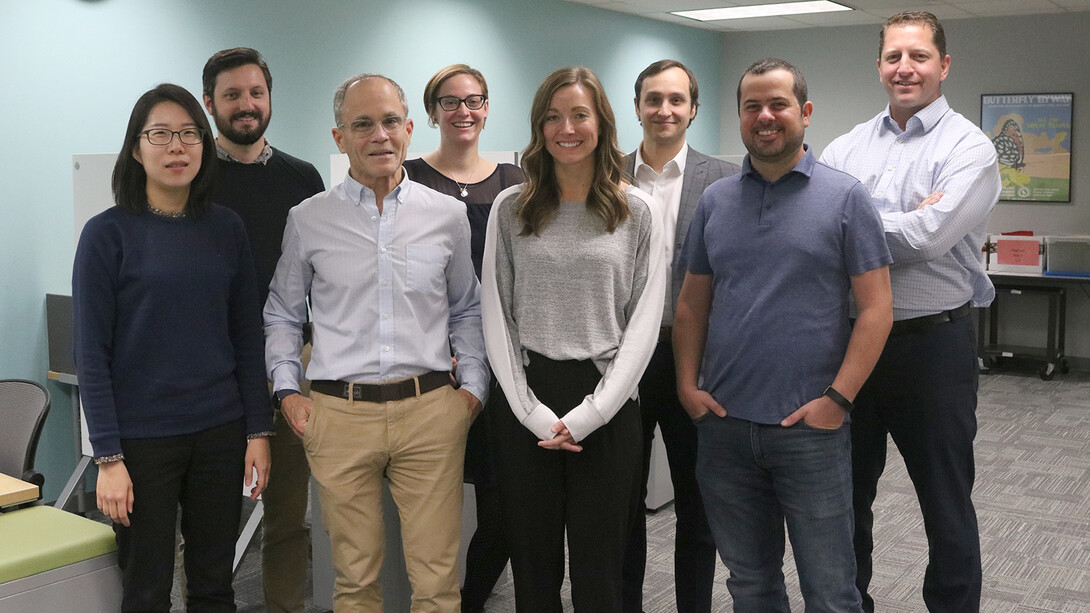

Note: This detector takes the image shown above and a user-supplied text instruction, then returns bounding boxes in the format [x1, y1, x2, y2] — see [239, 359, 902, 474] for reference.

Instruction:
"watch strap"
[823, 386, 854, 413]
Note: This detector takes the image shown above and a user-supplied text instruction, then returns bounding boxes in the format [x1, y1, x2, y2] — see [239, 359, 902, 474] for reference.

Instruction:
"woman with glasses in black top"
[404, 64, 523, 613]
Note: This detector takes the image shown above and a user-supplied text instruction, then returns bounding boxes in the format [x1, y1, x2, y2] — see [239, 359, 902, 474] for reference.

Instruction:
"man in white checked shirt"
[820, 10, 1001, 613]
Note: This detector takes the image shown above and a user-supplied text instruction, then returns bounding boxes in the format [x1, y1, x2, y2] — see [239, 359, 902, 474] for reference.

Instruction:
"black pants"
[492, 352, 642, 613]
[115, 419, 246, 613]
[852, 315, 982, 613]
[462, 381, 510, 613]
[622, 340, 715, 612]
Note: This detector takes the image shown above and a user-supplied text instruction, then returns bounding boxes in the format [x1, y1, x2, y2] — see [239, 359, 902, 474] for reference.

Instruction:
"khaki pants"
[305, 384, 471, 612]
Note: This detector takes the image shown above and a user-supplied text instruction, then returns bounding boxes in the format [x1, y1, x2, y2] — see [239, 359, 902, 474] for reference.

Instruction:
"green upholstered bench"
[0, 505, 122, 612]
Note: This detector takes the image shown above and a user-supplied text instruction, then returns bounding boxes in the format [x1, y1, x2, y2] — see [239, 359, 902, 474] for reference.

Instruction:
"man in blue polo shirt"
[673, 58, 893, 612]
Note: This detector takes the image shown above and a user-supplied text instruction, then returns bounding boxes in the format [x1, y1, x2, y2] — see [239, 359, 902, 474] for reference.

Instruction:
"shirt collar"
[880, 95, 951, 135]
[741, 145, 814, 183]
[635, 141, 688, 176]
[342, 167, 410, 208]
[215, 138, 273, 164]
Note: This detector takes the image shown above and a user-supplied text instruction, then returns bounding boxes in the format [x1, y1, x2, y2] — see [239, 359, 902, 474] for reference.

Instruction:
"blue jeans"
[696, 414, 862, 613]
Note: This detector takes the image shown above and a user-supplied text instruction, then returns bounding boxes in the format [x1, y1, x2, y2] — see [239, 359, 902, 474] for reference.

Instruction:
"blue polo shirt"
[681, 148, 891, 424]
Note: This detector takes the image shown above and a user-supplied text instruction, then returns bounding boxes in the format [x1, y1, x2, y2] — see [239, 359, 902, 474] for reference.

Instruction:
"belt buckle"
[343, 381, 353, 400]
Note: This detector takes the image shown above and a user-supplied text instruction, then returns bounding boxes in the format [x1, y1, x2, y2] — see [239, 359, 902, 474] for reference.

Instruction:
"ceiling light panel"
[673, 1, 852, 21]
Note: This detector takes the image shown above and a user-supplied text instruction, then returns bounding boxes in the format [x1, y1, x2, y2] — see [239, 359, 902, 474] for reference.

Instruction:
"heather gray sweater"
[481, 184, 665, 443]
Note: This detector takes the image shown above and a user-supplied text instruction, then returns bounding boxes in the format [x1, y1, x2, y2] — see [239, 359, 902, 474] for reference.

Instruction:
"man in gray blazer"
[622, 59, 740, 613]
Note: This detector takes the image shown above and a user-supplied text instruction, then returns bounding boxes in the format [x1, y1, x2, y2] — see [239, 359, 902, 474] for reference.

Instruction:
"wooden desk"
[0, 473, 39, 508]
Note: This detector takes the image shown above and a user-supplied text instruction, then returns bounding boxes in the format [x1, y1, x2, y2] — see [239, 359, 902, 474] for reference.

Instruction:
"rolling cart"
[978, 282, 1068, 380]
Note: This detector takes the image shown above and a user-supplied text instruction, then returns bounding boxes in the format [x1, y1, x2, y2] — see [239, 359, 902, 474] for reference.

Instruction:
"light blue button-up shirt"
[821, 96, 1002, 319]
[264, 170, 488, 403]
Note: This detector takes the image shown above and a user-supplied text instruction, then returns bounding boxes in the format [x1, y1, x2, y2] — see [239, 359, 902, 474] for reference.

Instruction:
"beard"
[742, 125, 804, 166]
[212, 105, 270, 146]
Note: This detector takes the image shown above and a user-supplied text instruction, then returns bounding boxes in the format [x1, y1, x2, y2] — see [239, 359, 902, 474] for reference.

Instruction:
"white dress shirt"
[634, 142, 686, 324]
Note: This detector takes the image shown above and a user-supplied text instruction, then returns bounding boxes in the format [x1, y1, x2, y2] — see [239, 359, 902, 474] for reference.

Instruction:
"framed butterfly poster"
[981, 93, 1072, 202]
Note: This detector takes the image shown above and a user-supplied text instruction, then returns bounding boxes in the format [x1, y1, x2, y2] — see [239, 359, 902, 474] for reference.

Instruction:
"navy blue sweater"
[73, 205, 271, 458]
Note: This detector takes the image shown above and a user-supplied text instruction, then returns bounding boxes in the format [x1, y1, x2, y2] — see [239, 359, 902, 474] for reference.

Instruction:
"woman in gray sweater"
[481, 66, 664, 612]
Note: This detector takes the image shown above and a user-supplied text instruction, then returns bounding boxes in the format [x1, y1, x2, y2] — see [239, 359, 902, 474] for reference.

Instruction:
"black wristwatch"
[823, 386, 854, 413]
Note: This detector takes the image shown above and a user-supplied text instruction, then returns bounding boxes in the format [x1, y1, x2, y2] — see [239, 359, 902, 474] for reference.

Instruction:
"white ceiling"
[563, 0, 1090, 31]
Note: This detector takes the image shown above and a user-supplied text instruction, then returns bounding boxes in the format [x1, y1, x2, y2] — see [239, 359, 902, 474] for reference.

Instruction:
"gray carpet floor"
[172, 370, 1089, 612]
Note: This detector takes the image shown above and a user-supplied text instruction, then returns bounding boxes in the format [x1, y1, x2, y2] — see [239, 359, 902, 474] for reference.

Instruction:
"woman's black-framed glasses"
[437, 95, 487, 111]
[140, 128, 206, 146]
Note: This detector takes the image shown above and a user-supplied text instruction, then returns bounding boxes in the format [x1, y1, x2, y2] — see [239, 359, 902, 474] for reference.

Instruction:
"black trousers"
[461, 381, 510, 613]
[622, 340, 716, 613]
[492, 352, 642, 613]
[115, 419, 246, 613]
[852, 315, 982, 613]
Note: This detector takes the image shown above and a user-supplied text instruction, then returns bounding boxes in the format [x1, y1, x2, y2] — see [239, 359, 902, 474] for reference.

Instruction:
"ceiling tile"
[952, 0, 1064, 16]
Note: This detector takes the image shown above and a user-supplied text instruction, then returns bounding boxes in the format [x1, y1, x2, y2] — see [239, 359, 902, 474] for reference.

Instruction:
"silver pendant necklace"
[452, 160, 476, 198]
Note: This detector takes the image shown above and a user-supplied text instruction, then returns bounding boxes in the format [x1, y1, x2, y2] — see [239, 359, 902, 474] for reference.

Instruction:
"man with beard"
[202, 47, 325, 613]
[673, 58, 892, 612]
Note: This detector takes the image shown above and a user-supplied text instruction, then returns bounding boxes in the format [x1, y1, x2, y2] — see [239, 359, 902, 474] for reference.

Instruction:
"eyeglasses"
[338, 115, 407, 138]
[140, 128, 205, 146]
[436, 95, 487, 112]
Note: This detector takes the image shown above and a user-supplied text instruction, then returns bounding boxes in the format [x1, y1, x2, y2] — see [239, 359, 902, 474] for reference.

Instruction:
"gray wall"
[717, 12, 1090, 360]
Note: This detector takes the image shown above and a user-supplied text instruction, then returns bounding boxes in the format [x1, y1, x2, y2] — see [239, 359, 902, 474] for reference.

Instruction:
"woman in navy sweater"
[73, 83, 272, 612]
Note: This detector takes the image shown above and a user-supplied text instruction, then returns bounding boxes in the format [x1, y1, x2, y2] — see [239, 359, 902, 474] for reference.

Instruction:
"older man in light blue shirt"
[820, 11, 1001, 613]
[265, 73, 487, 612]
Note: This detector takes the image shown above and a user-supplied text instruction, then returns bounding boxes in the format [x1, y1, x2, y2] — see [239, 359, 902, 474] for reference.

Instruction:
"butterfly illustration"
[992, 119, 1026, 170]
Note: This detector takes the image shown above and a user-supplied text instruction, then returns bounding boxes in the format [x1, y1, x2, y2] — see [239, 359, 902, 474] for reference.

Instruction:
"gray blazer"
[626, 146, 741, 313]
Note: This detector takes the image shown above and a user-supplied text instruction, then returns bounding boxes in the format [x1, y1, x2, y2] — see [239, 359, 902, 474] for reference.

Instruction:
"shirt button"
[371, 216, 377, 221]
[383, 346, 391, 352]
[876, 191, 883, 198]
[887, 166, 895, 171]
[382, 313, 390, 319]
[381, 280, 389, 286]
[380, 247, 387, 253]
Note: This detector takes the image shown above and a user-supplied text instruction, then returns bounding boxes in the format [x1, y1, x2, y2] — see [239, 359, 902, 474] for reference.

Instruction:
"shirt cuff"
[458, 383, 488, 408]
[557, 398, 607, 444]
[521, 402, 563, 441]
[93, 453, 125, 465]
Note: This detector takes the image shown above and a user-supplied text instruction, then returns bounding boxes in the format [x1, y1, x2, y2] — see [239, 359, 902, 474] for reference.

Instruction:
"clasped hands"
[539, 420, 583, 452]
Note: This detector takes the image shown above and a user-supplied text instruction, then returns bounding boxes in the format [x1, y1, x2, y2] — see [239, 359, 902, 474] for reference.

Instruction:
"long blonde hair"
[518, 67, 629, 236]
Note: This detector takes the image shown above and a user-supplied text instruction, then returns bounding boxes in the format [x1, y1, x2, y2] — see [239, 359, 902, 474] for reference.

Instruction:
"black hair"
[202, 47, 272, 98]
[111, 83, 216, 217]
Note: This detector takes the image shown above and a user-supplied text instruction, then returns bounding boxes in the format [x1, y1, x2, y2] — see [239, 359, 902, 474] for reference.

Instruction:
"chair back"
[0, 380, 51, 488]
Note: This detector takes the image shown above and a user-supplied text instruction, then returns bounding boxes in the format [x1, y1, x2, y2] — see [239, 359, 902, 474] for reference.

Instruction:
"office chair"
[0, 379, 51, 497]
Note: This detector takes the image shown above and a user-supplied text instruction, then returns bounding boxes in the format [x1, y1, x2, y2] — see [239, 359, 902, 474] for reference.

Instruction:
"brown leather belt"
[890, 302, 972, 337]
[311, 371, 450, 402]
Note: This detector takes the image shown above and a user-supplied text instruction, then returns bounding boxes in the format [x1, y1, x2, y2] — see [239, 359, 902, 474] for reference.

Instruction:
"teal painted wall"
[0, 0, 723, 500]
